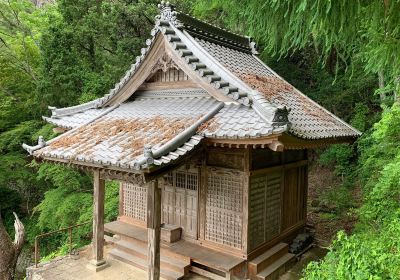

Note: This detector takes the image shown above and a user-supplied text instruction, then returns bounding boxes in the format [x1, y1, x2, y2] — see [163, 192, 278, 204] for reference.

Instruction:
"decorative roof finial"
[247, 36, 259, 55]
[38, 136, 46, 147]
[143, 144, 154, 165]
[272, 106, 291, 126]
[22, 135, 46, 155]
[156, 1, 181, 27]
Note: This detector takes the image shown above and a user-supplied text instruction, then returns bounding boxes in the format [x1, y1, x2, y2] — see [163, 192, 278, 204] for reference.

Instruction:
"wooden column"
[147, 180, 161, 280]
[87, 170, 108, 271]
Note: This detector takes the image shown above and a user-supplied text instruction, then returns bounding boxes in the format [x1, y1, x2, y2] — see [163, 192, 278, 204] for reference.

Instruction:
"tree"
[192, 0, 400, 98]
[0, 212, 25, 280]
[37, 0, 159, 109]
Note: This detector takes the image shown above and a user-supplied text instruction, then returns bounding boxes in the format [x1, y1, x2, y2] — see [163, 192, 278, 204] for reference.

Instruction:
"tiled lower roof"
[34, 91, 222, 169]
[43, 108, 109, 129]
[199, 104, 286, 139]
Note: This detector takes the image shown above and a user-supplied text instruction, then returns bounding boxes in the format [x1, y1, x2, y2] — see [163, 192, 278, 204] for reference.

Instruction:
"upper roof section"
[23, 2, 361, 172]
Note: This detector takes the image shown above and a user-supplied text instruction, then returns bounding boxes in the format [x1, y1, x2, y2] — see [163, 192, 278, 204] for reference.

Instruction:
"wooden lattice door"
[161, 169, 199, 239]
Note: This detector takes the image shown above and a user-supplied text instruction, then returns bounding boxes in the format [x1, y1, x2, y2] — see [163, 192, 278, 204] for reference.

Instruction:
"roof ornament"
[143, 144, 154, 165]
[272, 106, 291, 127]
[22, 135, 46, 155]
[156, 1, 182, 28]
[38, 136, 46, 147]
[151, 53, 179, 73]
[247, 36, 259, 55]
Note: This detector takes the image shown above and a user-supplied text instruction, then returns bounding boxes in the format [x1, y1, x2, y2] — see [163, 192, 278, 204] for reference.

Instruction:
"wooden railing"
[34, 221, 91, 267]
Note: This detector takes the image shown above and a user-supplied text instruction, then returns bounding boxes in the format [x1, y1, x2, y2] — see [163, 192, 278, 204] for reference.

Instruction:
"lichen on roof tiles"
[238, 73, 358, 139]
[38, 115, 201, 165]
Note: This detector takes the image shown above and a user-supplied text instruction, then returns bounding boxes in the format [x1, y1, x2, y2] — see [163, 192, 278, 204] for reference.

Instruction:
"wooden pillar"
[87, 170, 108, 271]
[147, 180, 161, 280]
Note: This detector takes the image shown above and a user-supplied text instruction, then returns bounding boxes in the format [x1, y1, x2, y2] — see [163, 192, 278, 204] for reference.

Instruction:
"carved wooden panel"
[205, 167, 244, 249]
[160, 167, 199, 239]
[248, 171, 282, 251]
[122, 182, 147, 222]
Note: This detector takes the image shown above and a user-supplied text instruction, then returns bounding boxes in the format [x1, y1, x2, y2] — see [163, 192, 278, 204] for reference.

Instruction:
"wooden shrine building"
[24, 3, 360, 280]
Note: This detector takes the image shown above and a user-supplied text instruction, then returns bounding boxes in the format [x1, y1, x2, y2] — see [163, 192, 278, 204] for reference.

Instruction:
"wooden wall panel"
[251, 149, 282, 170]
[281, 165, 307, 231]
[248, 171, 282, 251]
[207, 148, 246, 170]
[284, 150, 307, 164]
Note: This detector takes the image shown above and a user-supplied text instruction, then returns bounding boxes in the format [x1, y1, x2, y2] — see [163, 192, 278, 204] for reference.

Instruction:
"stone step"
[255, 253, 295, 280]
[115, 239, 190, 274]
[109, 248, 185, 280]
[249, 243, 289, 275]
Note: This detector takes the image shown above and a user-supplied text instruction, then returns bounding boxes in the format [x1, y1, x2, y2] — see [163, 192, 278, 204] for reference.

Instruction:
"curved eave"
[279, 133, 359, 150]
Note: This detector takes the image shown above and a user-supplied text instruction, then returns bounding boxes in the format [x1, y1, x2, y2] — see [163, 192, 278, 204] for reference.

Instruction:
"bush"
[303, 103, 400, 279]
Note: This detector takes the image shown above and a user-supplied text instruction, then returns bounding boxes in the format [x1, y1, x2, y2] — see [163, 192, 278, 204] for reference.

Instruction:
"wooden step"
[249, 243, 288, 275]
[115, 239, 190, 274]
[105, 221, 189, 263]
[255, 253, 295, 280]
[109, 248, 185, 280]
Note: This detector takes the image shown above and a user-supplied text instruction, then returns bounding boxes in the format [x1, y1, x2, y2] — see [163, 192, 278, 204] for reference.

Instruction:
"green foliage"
[31, 163, 119, 258]
[319, 145, 354, 178]
[303, 103, 400, 279]
[0, 187, 21, 213]
[192, 0, 400, 87]
[303, 229, 400, 280]
[37, 0, 158, 109]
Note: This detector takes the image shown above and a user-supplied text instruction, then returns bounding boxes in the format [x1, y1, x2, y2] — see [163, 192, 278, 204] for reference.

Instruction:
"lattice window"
[205, 168, 243, 249]
[186, 173, 198, 191]
[122, 182, 147, 222]
[164, 172, 173, 186]
[167, 171, 198, 191]
[176, 172, 186, 189]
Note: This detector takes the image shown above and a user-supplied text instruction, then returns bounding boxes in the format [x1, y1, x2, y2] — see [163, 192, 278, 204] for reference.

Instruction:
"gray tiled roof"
[194, 38, 273, 77]
[43, 108, 109, 129]
[23, 3, 361, 172]
[200, 104, 285, 139]
[187, 34, 359, 140]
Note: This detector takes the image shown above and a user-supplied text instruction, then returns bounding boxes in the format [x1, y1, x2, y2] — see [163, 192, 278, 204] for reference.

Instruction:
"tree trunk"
[0, 212, 25, 280]
[395, 76, 400, 102]
[378, 70, 386, 101]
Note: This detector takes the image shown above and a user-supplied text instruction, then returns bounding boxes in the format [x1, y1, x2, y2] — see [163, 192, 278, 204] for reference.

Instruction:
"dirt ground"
[307, 164, 361, 247]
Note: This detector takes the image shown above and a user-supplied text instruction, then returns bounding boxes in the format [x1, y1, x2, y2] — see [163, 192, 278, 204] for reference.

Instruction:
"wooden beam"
[147, 180, 161, 280]
[87, 170, 108, 271]
[138, 80, 201, 91]
[205, 135, 279, 146]
[268, 140, 284, 152]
